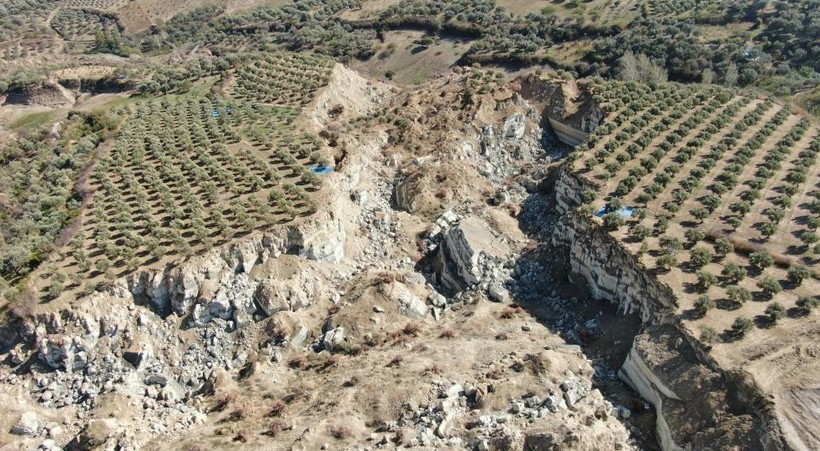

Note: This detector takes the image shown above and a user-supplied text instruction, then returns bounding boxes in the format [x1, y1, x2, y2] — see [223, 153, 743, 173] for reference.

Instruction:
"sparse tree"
[691, 207, 709, 223]
[694, 295, 715, 317]
[726, 285, 752, 304]
[602, 212, 626, 231]
[660, 235, 683, 254]
[714, 238, 734, 257]
[696, 270, 718, 290]
[618, 50, 640, 82]
[656, 254, 678, 271]
[631, 224, 650, 240]
[639, 240, 649, 255]
[801, 231, 819, 250]
[686, 229, 705, 245]
[724, 63, 738, 87]
[690, 247, 713, 268]
[765, 302, 786, 324]
[758, 222, 777, 239]
[796, 296, 820, 315]
[756, 277, 782, 298]
[701, 68, 714, 84]
[655, 216, 670, 234]
[95, 257, 111, 275]
[787, 265, 811, 285]
[749, 251, 774, 270]
[700, 325, 718, 343]
[722, 262, 747, 282]
[731, 316, 754, 338]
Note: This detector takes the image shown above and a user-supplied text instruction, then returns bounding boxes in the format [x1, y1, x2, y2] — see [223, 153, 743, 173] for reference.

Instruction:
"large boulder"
[434, 216, 510, 292]
[11, 412, 39, 436]
[253, 274, 316, 317]
[322, 326, 346, 352]
[503, 113, 526, 139]
[382, 282, 429, 319]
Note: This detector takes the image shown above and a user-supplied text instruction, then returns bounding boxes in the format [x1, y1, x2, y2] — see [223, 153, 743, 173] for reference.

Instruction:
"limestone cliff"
[551, 168, 788, 451]
[515, 75, 602, 146]
[551, 211, 677, 323]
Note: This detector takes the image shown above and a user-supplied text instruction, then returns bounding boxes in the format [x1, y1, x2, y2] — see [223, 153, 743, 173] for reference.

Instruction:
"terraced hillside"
[0, 0, 61, 63]
[568, 80, 820, 351]
[26, 52, 336, 302]
[231, 52, 336, 106]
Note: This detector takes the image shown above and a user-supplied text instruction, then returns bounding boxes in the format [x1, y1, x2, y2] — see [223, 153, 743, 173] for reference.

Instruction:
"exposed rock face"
[515, 75, 602, 146]
[434, 216, 510, 293]
[296, 216, 347, 264]
[394, 171, 424, 213]
[128, 232, 289, 318]
[620, 326, 772, 451]
[551, 170, 787, 451]
[551, 211, 676, 323]
[554, 166, 596, 215]
[126, 210, 344, 323]
[12, 411, 39, 436]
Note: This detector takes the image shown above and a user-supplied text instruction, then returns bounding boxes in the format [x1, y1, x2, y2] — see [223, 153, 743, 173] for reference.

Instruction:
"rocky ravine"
[551, 169, 789, 451]
[0, 67, 644, 450]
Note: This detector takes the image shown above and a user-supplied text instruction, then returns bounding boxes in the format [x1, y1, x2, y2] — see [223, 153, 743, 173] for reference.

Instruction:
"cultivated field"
[350, 30, 468, 85]
[231, 52, 335, 106]
[570, 80, 820, 346]
[0, 0, 61, 63]
[50, 8, 120, 40]
[29, 52, 337, 301]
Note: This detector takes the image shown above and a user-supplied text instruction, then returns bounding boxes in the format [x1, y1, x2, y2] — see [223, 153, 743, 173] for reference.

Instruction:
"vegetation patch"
[569, 79, 820, 344]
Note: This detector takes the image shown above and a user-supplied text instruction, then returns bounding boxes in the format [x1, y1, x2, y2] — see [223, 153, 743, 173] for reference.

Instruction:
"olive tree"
[765, 302, 785, 324]
[731, 316, 754, 339]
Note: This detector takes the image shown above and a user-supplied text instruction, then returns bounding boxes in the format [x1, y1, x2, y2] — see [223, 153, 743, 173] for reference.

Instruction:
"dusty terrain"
[0, 1, 818, 450]
[0, 64, 651, 450]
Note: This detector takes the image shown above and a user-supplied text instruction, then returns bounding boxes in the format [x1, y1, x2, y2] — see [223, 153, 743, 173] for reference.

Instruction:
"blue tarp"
[595, 205, 634, 219]
[309, 165, 334, 174]
[211, 109, 220, 117]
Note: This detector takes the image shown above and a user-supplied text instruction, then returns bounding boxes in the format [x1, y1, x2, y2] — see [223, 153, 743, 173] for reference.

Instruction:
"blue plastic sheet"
[309, 165, 334, 174]
[595, 206, 633, 218]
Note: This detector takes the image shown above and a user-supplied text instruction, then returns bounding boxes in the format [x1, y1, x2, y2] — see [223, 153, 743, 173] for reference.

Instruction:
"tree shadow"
[680, 308, 704, 321]
[715, 298, 740, 311]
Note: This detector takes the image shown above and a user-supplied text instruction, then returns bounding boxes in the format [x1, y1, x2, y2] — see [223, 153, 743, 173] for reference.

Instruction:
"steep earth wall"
[551, 167, 788, 451]
[126, 208, 345, 322]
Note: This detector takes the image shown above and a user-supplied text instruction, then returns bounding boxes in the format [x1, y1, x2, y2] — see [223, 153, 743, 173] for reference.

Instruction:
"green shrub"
[765, 302, 785, 324]
[694, 295, 715, 317]
[731, 316, 754, 338]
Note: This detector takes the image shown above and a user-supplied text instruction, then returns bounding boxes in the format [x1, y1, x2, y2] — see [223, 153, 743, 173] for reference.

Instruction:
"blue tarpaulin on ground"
[309, 165, 334, 174]
[595, 205, 634, 218]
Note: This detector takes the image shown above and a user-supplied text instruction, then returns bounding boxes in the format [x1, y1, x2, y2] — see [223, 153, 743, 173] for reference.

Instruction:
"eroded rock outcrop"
[3, 81, 75, 107]
[126, 210, 344, 322]
[551, 169, 787, 451]
[620, 325, 772, 451]
[551, 211, 677, 323]
[434, 216, 511, 293]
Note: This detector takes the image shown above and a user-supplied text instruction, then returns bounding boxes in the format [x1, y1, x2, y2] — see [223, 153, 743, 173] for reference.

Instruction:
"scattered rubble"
[0, 68, 646, 451]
